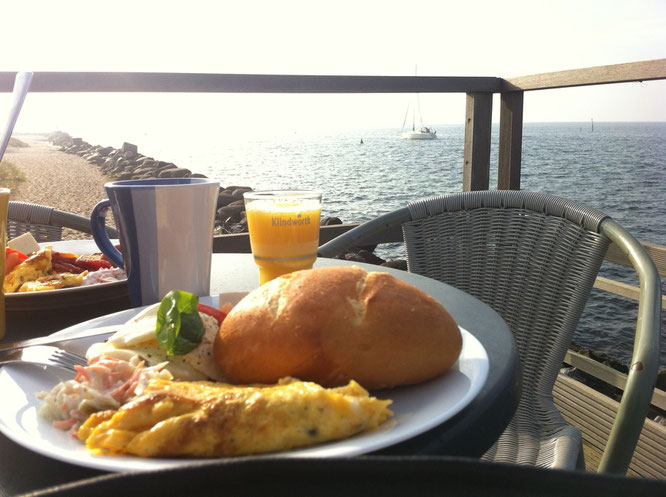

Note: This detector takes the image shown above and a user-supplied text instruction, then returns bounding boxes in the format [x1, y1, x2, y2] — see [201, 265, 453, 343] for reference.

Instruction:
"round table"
[211, 254, 521, 456]
[0, 253, 520, 497]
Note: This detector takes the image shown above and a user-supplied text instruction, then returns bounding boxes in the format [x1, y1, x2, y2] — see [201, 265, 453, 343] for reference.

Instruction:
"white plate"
[38, 239, 110, 255]
[0, 296, 489, 472]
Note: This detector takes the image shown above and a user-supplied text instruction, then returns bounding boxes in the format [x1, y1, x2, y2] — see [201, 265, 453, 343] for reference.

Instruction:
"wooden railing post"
[498, 91, 524, 190]
[463, 92, 492, 191]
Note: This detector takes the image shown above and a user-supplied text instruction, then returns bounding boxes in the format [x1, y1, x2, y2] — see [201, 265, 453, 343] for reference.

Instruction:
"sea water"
[71, 121, 666, 368]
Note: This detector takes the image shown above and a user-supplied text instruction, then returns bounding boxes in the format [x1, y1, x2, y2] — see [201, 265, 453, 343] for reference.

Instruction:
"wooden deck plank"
[555, 402, 664, 475]
[554, 374, 666, 478]
[555, 376, 665, 476]
[554, 381, 665, 469]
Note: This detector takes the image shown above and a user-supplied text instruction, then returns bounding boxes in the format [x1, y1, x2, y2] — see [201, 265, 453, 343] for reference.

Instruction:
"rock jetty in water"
[48, 131, 199, 181]
[48, 131, 405, 269]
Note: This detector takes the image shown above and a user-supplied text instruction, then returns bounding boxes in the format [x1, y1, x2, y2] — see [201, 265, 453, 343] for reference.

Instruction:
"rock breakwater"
[47, 131, 403, 268]
[48, 131, 200, 181]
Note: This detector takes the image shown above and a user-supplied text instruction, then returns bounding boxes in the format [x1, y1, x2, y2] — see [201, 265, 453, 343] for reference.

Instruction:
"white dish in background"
[5, 278, 126, 300]
[0, 295, 489, 472]
[38, 239, 113, 256]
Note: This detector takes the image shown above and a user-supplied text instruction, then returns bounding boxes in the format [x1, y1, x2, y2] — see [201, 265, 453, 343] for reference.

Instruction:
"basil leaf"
[156, 290, 205, 355]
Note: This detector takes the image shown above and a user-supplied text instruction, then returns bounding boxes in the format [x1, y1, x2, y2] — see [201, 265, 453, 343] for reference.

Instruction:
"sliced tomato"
[5, 248, 28, 261]
[4, 252, 22, 275]
[5, 248, 28, 275]
[197, 303, 228, 325]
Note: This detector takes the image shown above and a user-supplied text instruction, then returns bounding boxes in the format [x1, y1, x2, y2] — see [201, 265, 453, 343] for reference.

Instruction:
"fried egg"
[78, 377, 393, 457]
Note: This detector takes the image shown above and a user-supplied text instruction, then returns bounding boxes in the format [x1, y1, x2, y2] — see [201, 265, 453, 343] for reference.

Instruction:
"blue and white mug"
[91, 178, 220, 307]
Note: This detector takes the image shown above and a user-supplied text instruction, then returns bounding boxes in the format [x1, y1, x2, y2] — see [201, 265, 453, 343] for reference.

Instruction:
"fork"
[0, 346, 88, 371]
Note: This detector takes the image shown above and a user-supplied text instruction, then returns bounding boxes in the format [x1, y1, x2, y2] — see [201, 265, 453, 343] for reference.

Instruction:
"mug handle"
[90, 199, 124, 268]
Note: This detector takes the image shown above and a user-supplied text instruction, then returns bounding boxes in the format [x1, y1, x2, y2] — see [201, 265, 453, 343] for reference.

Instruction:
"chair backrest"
[404, 191, 610, 398]
[7, 201, 63, 242]
[318, 190, 660, 474]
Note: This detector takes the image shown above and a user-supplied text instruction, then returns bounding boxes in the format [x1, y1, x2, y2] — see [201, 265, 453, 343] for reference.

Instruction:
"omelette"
[18, 271, 88, 292]
[3, 246, 52, 292]
[78, 377, 393, 457]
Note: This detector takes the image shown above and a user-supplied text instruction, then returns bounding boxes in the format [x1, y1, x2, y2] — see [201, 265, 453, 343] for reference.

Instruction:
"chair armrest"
[598, 219, 661, 474]
[318, 207, 411, 257]
[50, 209, 119, 239]
[8, 201, 55, 224]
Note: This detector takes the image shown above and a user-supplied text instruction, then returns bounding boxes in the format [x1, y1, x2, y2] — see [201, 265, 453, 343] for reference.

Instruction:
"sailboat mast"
[401, 103, 410, 132]
[400, 64, 437, 139]
[413, 65, 428, 130]
[414, 64, 418, 130]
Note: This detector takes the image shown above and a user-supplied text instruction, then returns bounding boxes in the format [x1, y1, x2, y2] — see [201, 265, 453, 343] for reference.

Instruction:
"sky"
[1, 0, 665, 134]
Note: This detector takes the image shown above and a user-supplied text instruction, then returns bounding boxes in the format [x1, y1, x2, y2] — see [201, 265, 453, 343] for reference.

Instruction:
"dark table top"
[0, 254, 521, 497]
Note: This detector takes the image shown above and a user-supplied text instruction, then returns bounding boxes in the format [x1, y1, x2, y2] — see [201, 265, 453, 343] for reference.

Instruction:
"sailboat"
[400, 92, 437, 140]
[401, 122, 437, 140]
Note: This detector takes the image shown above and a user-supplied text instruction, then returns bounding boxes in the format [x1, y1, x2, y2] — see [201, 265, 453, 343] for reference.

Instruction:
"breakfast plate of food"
[0, 266, 489, 472]
[4, 236, 130, 336]
[4, 236, 126, 296]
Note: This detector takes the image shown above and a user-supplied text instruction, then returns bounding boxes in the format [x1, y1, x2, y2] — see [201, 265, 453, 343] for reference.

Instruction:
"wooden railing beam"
[463, 92, 493, 191]
[498, 91, 524, 190]
[563, 350, 666, 411]
[502, 58, 666, 92]
[1, 59, 662, 95]
[594, 276, 666, 309]
[0, 72, 502, 94]
[605, 240, 666, 277]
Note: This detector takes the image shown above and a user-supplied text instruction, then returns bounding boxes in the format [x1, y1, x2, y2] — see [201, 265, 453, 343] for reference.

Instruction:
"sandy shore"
[2, 134, 113, 240]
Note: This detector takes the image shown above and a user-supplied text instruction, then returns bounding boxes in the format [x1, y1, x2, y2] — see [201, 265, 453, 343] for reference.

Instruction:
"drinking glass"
[0, 188, 9, 339]
[243, 190, 322, 285]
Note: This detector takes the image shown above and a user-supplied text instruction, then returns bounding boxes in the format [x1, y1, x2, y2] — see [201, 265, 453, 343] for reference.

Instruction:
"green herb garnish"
[156, 290, 205, 355]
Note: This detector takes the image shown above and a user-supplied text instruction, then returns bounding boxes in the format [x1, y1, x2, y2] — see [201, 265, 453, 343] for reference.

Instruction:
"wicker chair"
[318, 190, 661, 474]
[7, 201, 118, 242]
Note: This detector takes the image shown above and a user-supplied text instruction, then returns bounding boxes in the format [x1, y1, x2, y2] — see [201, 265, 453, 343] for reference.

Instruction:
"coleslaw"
[37, 354, 172, 437]
[38, 293, 231, 437]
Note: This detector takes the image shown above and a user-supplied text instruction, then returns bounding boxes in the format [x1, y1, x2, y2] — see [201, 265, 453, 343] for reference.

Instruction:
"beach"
[2, 134, 111, 240]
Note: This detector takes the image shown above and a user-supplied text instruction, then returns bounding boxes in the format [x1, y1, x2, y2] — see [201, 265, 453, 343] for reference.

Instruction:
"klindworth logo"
[272, 214, 311, 227]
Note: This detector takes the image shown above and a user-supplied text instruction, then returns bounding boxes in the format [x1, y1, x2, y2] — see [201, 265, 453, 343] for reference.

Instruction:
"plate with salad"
[4, 235, 130, 338]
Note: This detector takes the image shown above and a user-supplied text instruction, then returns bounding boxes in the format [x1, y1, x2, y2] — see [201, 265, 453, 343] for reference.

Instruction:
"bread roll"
[214, 266, 462, 388]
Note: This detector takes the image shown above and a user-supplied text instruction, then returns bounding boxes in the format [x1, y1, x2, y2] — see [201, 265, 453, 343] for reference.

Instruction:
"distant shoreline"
[2, 134, 112, 240]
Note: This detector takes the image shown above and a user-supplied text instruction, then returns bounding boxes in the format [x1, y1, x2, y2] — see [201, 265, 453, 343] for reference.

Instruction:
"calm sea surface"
[77, 122, 666, 368]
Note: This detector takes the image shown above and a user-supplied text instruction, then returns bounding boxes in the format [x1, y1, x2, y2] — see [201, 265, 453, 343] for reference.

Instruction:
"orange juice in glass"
[243, 190, 322, 284]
